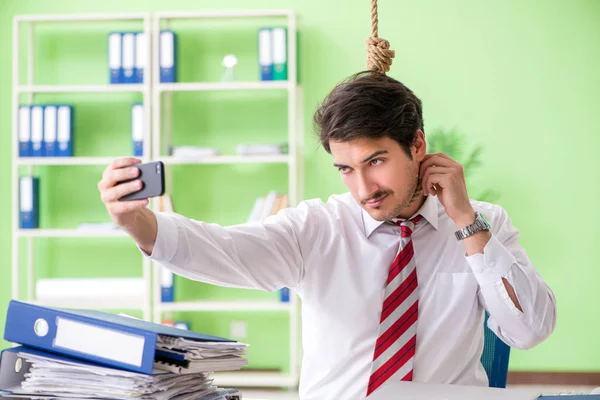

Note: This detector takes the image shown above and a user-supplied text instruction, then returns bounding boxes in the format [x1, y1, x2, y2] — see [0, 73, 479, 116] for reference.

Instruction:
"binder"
[134, 32, 147, 84]
[122, 32, 135, 84]
[18, 105, 31, 157]
[57, 105, 72, 157]
[272, 27, 288, 81]
[42, 105, 58, 157]
[108, 32, 122, 84]
[19, 176, 39, 229]
[258, 28, 273, 80]
[131, 103, 143, 156]
[279, 287, 290, 303]
[160, 267, 174, 303]
[3, 300, 235, 375]
[30, 105, 44, 157]
[160, 30, 176, 83]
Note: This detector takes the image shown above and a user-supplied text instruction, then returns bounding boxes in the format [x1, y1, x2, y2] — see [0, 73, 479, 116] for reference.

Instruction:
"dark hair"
[313, 71, 424, 158]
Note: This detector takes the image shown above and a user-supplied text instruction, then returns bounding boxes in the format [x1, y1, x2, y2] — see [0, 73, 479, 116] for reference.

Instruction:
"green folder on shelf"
[272, 27, 288, 81]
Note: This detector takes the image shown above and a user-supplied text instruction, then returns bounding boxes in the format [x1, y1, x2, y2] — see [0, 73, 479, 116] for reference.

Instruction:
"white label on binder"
[160, 31, 174, 68]
[57, 106, 70, 142]
[160, 267, 173, 286]
[30, 106, 43, 143]
[122, 33, 135, 70]
[108, 33, 121, 69]
[19, 106, 30, 142]
[54, 317, 145, 367]
[43, 106, 57, 142]
[272, 28, 286, 63]
[132, 104, 143, 141]
[258, 29, 273, 65]
[135, 32, 147, 69]
[20, 177, 32, 212]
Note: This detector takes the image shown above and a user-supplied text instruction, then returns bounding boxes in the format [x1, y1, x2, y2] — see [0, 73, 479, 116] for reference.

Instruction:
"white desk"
[369, 381, 542, 400]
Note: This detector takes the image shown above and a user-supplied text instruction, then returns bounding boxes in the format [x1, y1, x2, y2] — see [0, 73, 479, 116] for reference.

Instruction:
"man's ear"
[412, 130, 427, 162]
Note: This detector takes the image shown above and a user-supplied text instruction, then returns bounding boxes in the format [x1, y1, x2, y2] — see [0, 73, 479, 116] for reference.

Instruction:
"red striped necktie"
[367, 215, 423, 397]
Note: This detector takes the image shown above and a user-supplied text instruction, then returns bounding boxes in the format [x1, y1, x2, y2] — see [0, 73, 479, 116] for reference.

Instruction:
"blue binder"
[258, 28, 273, 81]
[122, 32, 135, 84]
[18, 105, 31, 157]
[3, 300, 235, 375]
[42, 105, 58, 157]
[57, 105, 73, 157]
[108, 32, 122, 84]
[279, 287, 290, 302]
[134, 32, 146, 84]
[159, 30, 176, 83]
[30, 106, 44, 157]
[19, 176, 39, 229]
[160, 266, 174, 303]
[131, 103, 143, 156]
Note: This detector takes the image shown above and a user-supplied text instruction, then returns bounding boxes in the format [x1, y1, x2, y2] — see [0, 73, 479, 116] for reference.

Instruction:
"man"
[98, 71, 556, 399]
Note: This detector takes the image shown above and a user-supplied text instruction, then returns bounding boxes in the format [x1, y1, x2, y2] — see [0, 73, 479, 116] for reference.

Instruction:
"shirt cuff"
[139, 211, 179, 264]
[465, 234, 517, 286]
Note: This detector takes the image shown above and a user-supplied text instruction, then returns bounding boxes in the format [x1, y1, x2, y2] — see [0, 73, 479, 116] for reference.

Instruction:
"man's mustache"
[361, 191, 392, 205]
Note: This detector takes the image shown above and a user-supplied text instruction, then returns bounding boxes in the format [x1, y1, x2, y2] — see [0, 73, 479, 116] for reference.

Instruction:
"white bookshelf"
[161, 155, 290, 165]
[11, 13, 153, 321]
[17, 84, 146, 94]
[11, 9, 304, 390]
[150, 10, 303, 389]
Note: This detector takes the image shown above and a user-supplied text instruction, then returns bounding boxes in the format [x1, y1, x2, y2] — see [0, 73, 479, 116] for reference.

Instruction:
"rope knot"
[365, 36, 395, 74]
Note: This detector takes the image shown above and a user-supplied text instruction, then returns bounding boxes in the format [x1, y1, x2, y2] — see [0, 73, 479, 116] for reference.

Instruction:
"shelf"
[17, 84, 146, 93]
[156, 9, 293, 19]
[17, 157, 149, 166]
[16, 13, 150, 22]
[158, 81, 290, 92]
[161, 155, 289, 165]
[17, 229, 128, 238]
[212, 371, 298, 388]
[159, 300, 292, 312]
[31, 297, 145, 310]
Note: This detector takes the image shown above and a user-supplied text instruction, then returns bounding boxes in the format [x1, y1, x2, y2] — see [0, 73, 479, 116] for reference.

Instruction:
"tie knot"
[394, 215, 422, 238]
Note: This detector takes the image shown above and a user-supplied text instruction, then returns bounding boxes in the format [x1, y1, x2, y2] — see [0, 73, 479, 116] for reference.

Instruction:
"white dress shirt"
[144, 193, 556, 400]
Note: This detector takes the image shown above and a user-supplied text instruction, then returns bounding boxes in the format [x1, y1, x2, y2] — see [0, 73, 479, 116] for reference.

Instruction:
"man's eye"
[371, 159, 384, 166]
[339, 167, 351, 174]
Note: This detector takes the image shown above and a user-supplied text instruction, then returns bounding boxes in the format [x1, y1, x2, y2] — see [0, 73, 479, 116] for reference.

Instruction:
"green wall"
[1, 0, 599, 374]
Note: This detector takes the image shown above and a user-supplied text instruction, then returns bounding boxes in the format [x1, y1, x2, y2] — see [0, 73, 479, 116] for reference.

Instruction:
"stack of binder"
[0, 300, 246, 399]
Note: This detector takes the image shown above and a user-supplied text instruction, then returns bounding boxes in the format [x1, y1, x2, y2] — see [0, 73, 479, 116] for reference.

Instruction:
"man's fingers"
[110, 157, 142, 170]
[422, 172, 449, 196]
[102, 180, 143, 203]
[419, 155, 454, 177]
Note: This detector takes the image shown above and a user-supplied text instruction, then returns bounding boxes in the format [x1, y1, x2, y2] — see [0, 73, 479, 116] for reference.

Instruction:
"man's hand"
[419, 152, 475, 228]
[98, 157, 149, 229]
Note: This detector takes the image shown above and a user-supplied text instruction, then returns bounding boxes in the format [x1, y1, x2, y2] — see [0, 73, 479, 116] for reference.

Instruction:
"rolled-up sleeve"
[466, 207, 557, 350]
[140, 202, 322, 292]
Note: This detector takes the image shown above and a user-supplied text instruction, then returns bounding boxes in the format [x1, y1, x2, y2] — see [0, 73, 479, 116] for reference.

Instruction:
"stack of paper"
[0, 300, 245, 400]
[236, 143, 287, 156]
[171, 146, 220, 159]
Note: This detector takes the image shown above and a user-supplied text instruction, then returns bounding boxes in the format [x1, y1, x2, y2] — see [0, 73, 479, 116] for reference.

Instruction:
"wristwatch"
[454, 212, 491, 241]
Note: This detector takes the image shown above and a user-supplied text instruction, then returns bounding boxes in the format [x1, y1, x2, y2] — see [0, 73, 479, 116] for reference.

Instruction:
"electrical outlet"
[230, 321, 247, 339]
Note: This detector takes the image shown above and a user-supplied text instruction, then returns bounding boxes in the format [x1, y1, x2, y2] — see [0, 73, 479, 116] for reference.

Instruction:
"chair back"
[480, 312, 511, 388]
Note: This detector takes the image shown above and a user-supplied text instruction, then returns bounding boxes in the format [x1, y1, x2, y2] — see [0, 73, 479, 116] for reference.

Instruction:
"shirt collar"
[362, 194, 440, 238]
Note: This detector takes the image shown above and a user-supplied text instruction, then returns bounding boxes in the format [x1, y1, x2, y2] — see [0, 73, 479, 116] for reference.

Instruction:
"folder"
[122, 32, 135, 84]
[279, 287, 290, 303]
[30, 105, 43, 157]
[160, 266, 174, 303]
[57, 105, 72, 157]
[272, 27, 288, 81]
[160, 30, 176, 83]
[42, 105, 58, 157]
[134, 32, 147, 84]
[108, 32, 122, 84]
[131, 103, 143, 156]
[18, 105, 31, 157]
[3, 300, 237, 375]
[258, 28, 273, 81]
[19, 176, 39, 229]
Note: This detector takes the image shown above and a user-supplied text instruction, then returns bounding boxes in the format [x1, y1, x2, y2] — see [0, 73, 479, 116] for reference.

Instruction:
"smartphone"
[118, 161, 165, 201]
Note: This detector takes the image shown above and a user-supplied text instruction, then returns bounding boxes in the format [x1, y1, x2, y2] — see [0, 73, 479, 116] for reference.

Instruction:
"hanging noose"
[365, 0, 395, 74]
